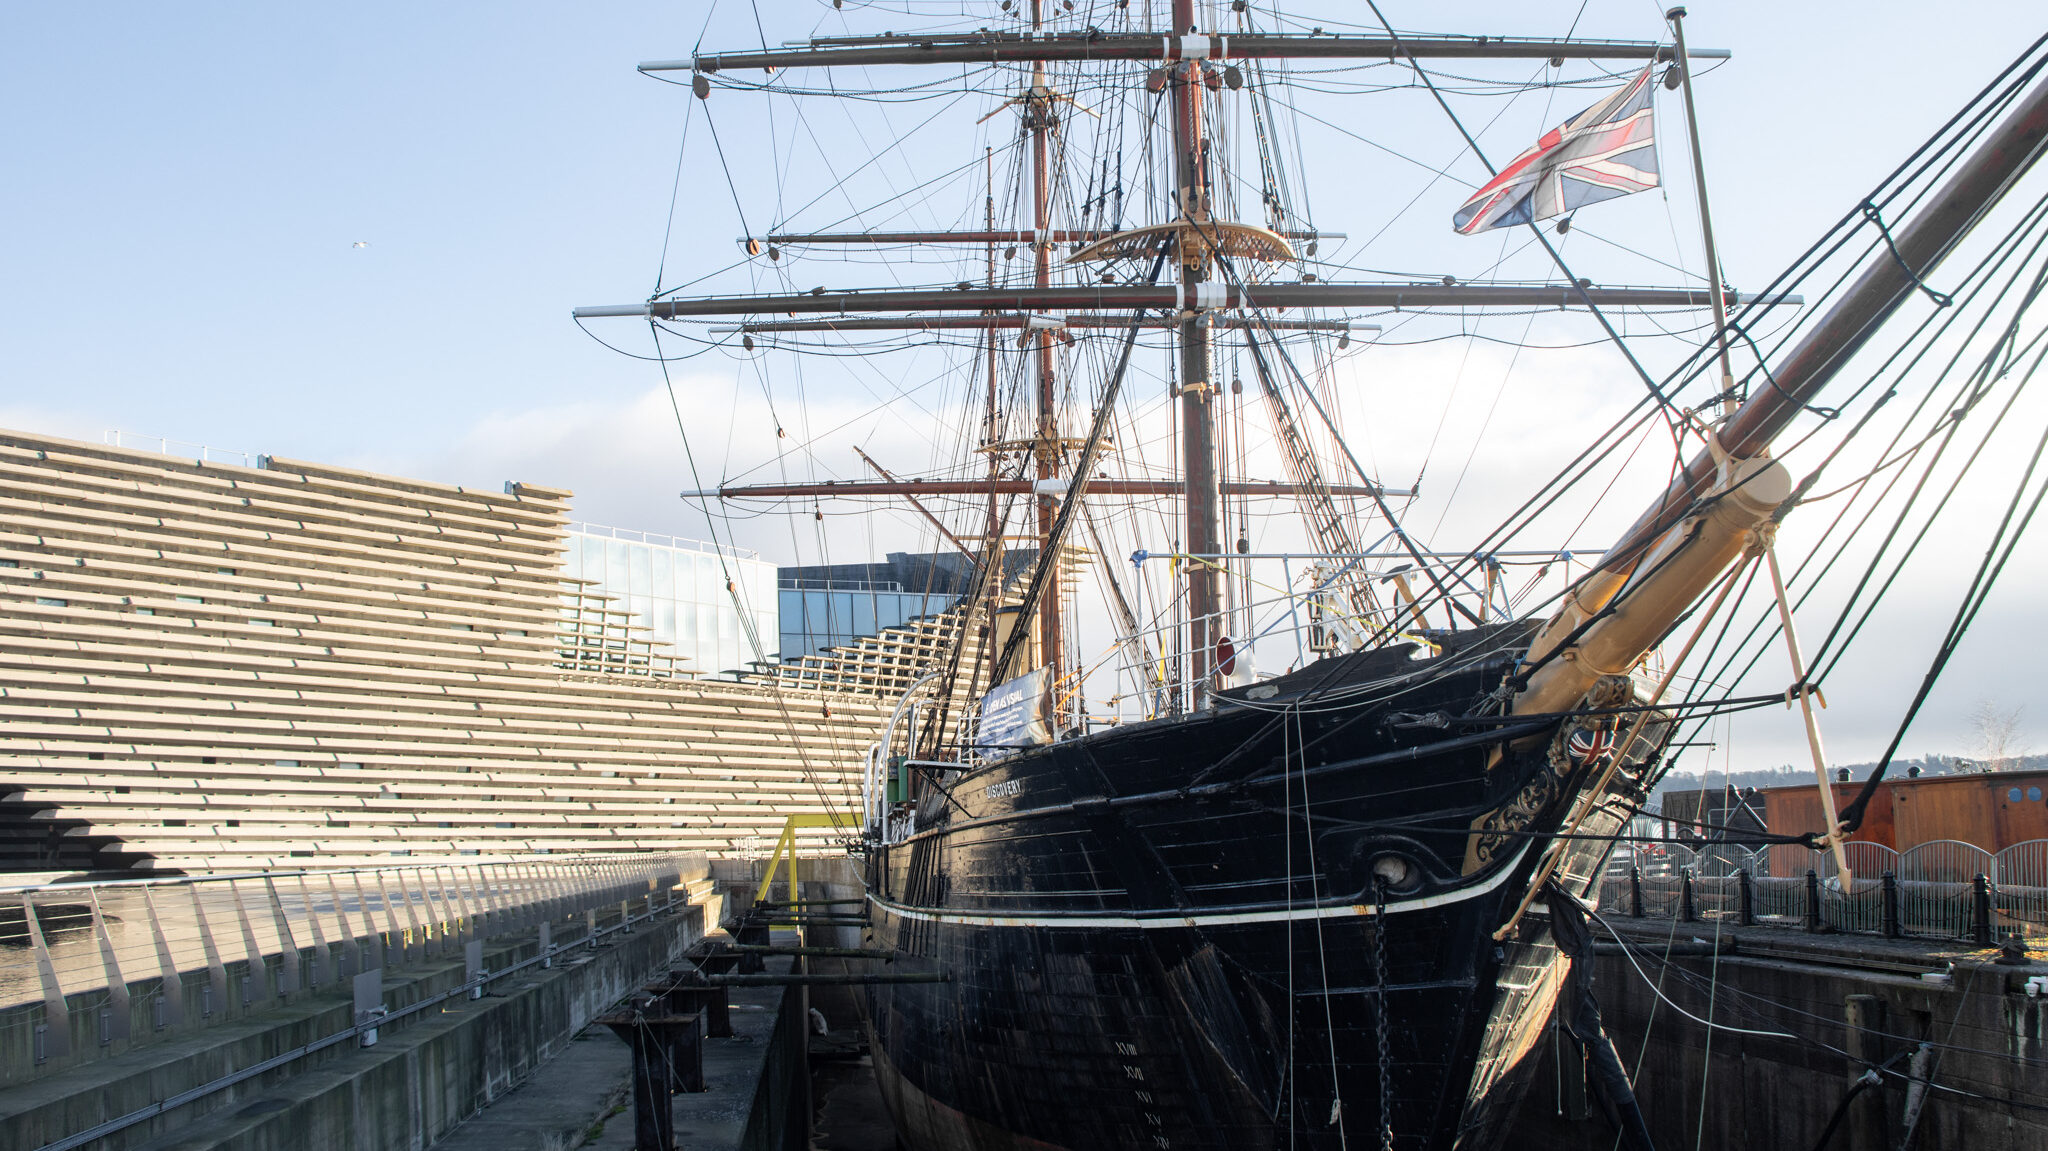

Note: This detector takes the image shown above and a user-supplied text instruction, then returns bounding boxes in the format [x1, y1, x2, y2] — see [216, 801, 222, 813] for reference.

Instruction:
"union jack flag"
[1453, 64, 1660, 236]
[1566, 727, 1617, 768]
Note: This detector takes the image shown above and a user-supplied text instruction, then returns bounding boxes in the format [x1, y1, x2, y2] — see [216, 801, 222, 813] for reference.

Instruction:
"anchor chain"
[1373, 878, 1394, 1151]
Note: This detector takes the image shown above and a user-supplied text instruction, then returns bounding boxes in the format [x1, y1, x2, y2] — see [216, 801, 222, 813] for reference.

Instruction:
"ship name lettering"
[983, 780, 1023, 800]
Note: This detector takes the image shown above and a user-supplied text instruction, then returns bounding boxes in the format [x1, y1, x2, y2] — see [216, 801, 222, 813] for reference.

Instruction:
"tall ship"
[579, 5, 2048, 1148]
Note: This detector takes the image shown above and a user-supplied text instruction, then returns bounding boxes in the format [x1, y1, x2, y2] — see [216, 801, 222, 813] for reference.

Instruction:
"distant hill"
[1656, 752, 2048, 798]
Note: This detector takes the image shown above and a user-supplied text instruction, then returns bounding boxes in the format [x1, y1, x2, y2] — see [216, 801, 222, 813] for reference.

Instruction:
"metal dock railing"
[0, 854, 696, 1064]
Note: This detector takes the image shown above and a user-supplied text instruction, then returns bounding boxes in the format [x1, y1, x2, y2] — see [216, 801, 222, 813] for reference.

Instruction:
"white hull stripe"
[868, 843, 1531, 930]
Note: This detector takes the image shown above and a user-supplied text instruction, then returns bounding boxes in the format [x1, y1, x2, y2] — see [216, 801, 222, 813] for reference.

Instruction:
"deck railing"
[1594, 838, 2046, 942]
[0, 854, 693, 1067]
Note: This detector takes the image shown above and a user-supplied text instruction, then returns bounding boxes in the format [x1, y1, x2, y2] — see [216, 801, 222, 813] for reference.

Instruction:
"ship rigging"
[577, 5, 2048, 1148]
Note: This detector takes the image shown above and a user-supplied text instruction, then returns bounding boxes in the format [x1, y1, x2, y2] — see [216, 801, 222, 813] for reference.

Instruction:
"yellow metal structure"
[753, 812, 860, 906]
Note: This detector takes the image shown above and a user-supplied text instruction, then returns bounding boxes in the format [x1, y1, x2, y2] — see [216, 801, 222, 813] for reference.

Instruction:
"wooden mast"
[1028, 0, 1063, 704]
[982, 146, 1003, 700]
[1173, 0, 1224, 700]
[581, 19, 1774, 722]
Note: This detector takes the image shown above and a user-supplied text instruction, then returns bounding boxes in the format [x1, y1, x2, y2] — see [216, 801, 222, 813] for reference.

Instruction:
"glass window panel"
[668, 553, 689, 603]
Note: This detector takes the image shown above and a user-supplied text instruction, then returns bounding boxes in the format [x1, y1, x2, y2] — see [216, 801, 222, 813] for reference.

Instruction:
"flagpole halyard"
[1667, 6, 1741, 418]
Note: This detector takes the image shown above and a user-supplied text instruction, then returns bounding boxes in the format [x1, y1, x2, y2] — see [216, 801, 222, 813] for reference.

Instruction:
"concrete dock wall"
[2, 902, 706, 1151]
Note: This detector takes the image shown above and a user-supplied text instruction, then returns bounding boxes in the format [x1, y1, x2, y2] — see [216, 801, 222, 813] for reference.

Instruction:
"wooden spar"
[712, 316, 1378, 333]
[757, 228, 1339, 245]
[655, 34, 1725, 75]
[1173, 0, 1224, 698]
[695, 478, 1404, 499]
[852, 446, 976, 560]
[574, 283, 1795, 319]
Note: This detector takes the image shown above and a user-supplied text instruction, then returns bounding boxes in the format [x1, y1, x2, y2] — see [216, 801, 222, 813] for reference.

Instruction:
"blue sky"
[4, 1, 2045, 767]
[1, 4, 680, 451]
[3, 0, 2036, 483]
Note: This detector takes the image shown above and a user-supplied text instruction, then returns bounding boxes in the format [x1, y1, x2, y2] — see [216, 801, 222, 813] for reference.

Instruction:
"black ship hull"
[856, 635, 1655, 1150]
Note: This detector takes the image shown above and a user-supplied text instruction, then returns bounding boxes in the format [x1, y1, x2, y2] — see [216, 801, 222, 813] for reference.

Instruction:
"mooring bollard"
[1843, 995, 1889, 1151]
[1679, 868, 1697, 923]
[1629, 866, 1645, 919]
[1737, 868, 1756, 927]
[1971, 874, 1993, 946]
[1804, 869, 1822, 933]
[595, 1000, 678, 1151]
[682, 953, 738, 1037]
[1881, 872, 1901, 939]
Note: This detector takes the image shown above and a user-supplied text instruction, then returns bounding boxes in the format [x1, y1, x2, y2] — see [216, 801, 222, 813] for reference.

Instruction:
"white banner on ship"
[977, 666, 1053, 753]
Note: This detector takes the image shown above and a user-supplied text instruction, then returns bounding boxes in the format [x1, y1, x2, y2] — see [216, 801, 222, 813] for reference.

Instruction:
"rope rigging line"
[1382, 38, 2048, 651]
[649, 320, 861, 823]
[1650, 189, 2048, 737]
[698, 103, 759, 256]
[1361, 0, 1688, 428]
[1597, 925, 2048, 1115]
[1862, 199, 1957, 308]
[612, 9, 2048, 801]
[1648, 198, 2048, 783]
[1836, 347, 2048, 832]
[1200, 232, 1482, 627]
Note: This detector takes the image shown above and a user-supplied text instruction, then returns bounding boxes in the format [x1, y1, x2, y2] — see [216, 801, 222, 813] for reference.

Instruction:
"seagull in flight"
[351, 241, 370, 249]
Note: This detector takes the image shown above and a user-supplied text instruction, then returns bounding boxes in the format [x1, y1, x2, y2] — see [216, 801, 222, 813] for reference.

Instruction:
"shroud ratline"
[576, 4, 2048, 1148]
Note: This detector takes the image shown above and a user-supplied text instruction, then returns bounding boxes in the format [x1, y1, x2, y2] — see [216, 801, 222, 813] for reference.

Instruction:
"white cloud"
[361, 373, 972, 567]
